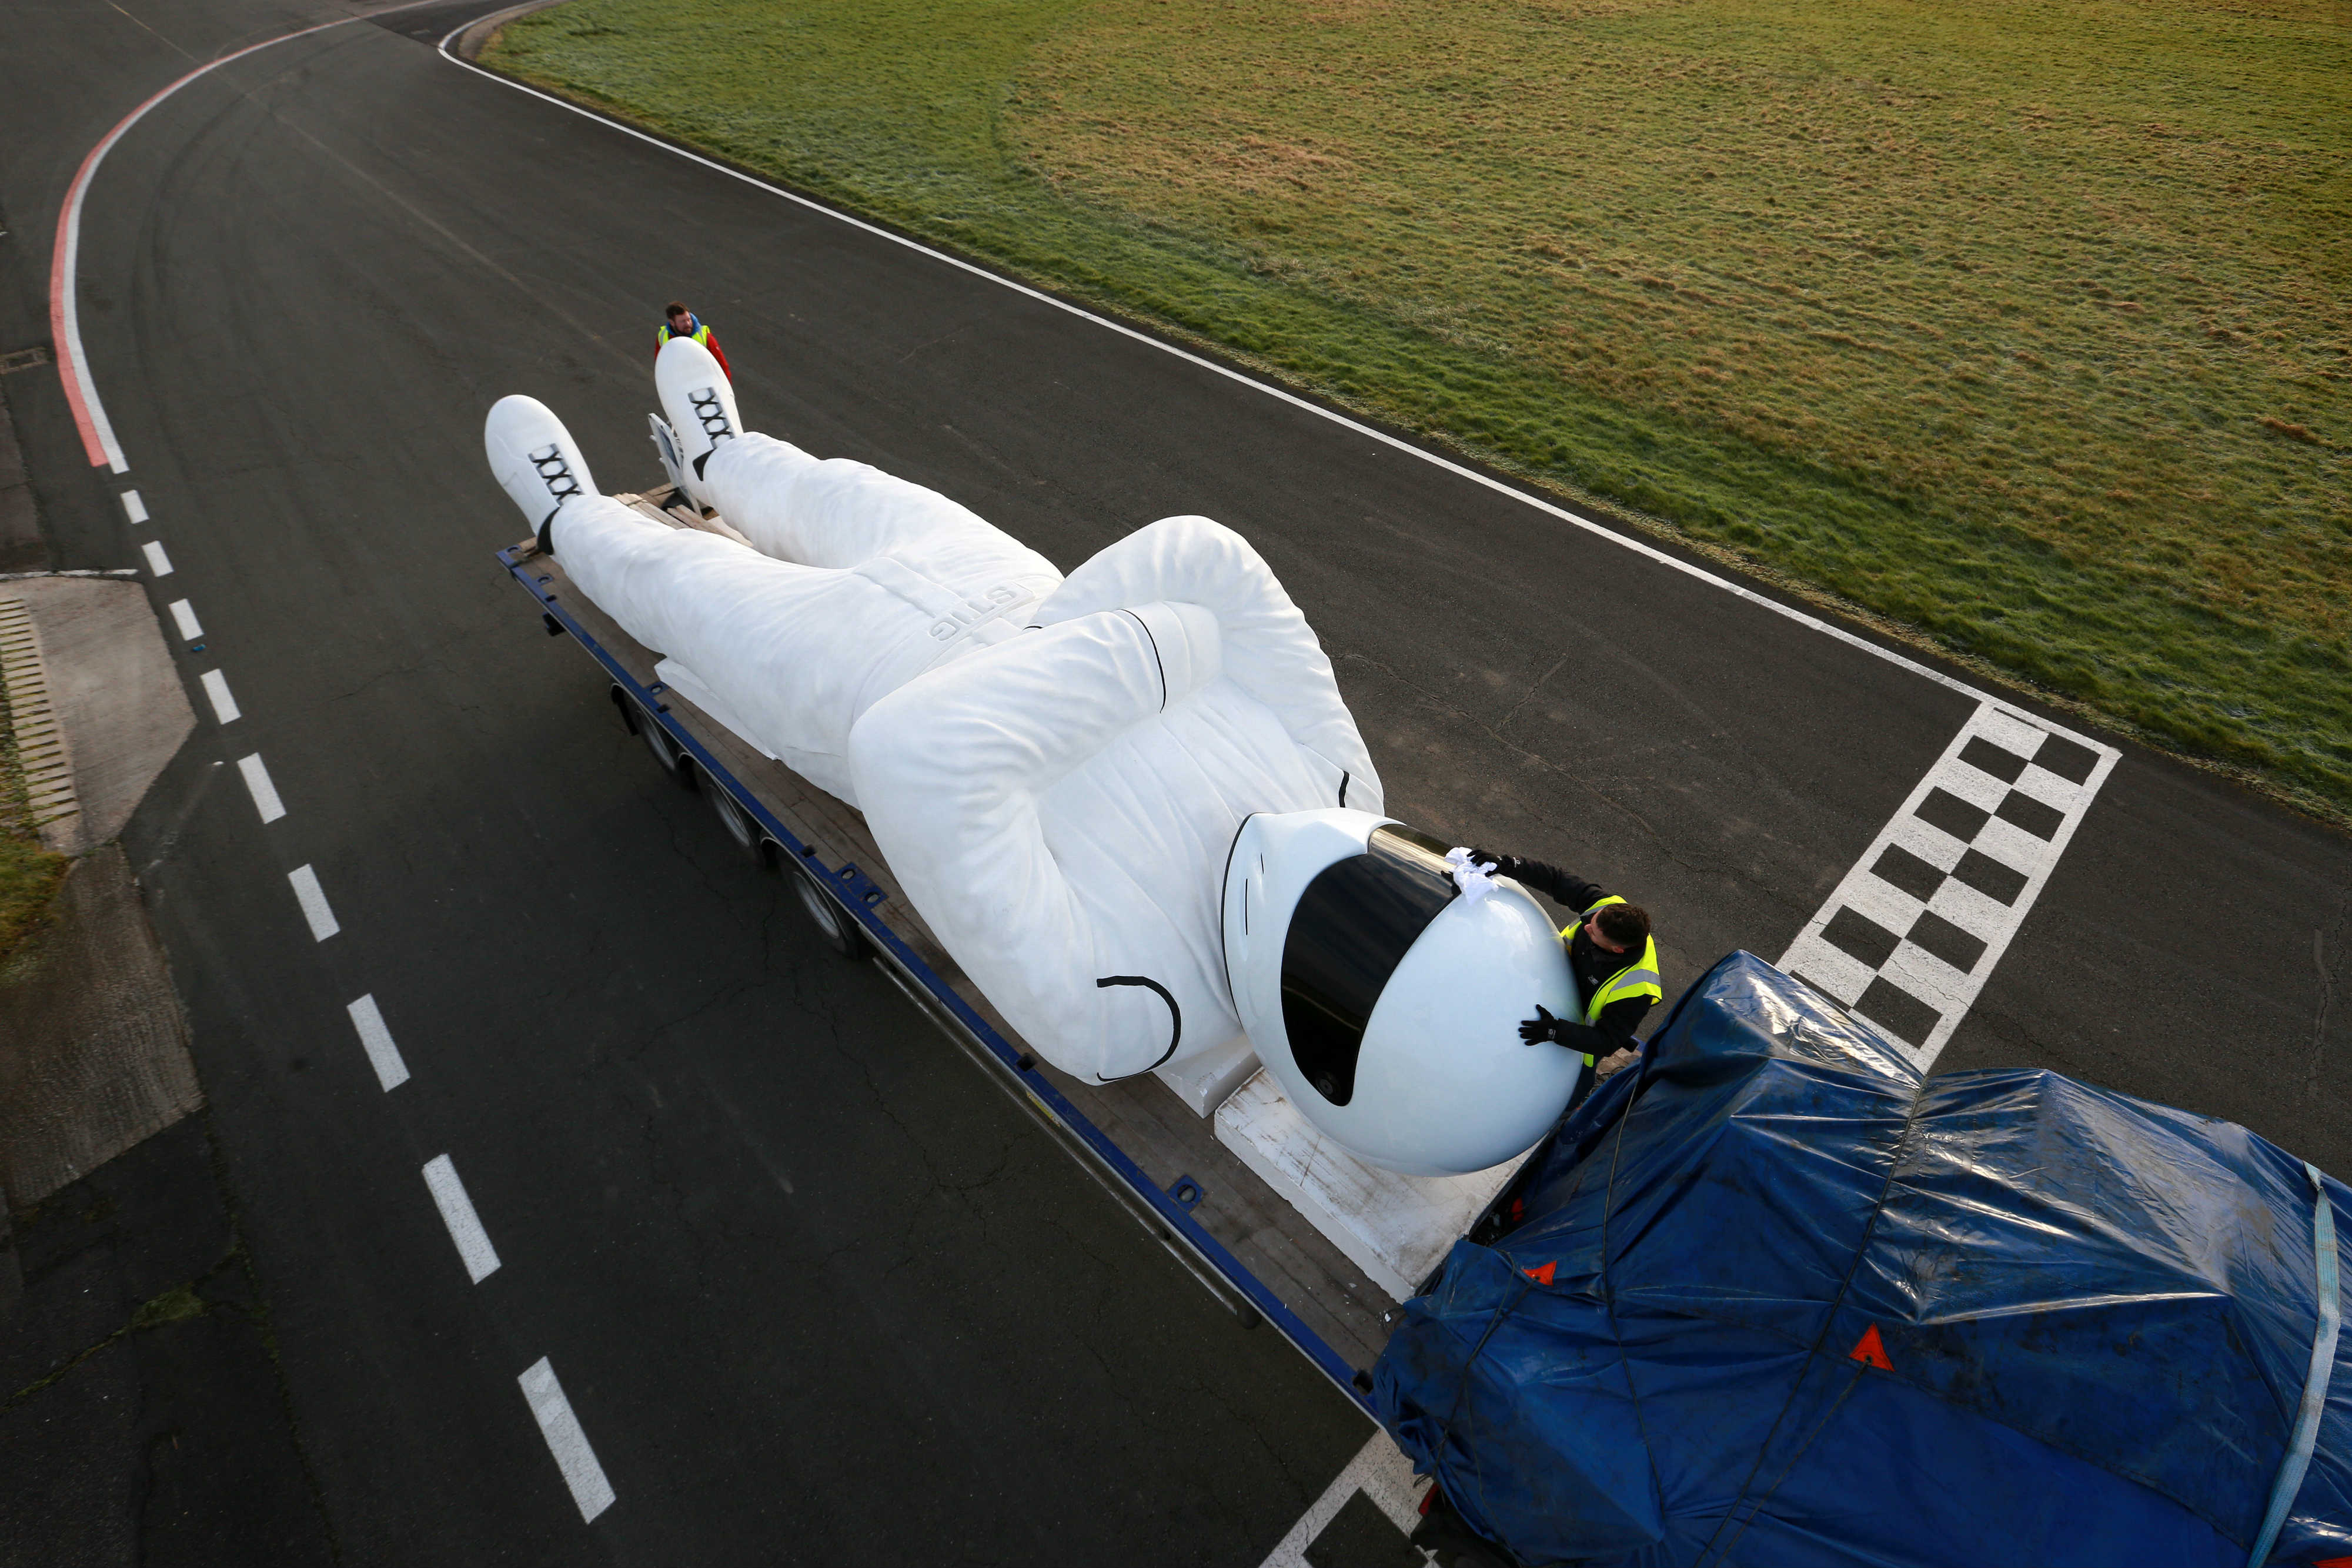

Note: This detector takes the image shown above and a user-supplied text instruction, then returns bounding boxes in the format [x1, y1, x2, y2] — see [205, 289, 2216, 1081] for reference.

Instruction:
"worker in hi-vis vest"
[1468, 850, 1662, 1072]
[657, 301, 732, 381]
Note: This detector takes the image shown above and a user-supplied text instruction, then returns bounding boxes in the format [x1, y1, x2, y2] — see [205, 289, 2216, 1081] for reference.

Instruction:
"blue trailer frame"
[502, 544, 1377, 1416]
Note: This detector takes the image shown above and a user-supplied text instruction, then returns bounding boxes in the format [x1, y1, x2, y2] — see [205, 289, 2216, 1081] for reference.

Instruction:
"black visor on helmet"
[1279, 825, 1456, 1106]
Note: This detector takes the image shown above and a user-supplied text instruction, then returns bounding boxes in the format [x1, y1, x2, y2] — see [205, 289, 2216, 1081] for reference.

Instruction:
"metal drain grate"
[0, 598, 78, 838]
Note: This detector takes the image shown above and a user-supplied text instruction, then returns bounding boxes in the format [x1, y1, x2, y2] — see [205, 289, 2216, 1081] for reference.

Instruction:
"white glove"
[1444, 845, 1501, 905]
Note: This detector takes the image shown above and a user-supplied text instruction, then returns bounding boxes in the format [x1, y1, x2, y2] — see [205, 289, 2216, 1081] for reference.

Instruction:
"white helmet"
[1221, 809, 1585, 1176]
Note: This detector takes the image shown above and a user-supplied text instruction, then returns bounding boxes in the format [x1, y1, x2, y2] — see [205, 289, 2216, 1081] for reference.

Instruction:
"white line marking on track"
[287, 864, 338, 941]
[121, 489, 147, 523]
[436, 37, 2111, 754]
[167, 597, 202, 639]
[519, 1358, 616, 1523]
[1779, 701, 2120, 1068]
[199, 668, 239, 723]
[236, 753, 285, 823]
[421, 1154, 502, 1283]
[346, 994, 410, 1091]
[1258, 1430, 1428, 1567]
[141, 540, 172, 577]
[49, 14, 362, 473]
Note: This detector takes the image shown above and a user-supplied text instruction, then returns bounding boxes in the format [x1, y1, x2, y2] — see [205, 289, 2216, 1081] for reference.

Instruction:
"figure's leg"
[654, 335, 745, 515]
[484, 394, 1022, 805]
[490, 393, 769, 661]
[653, 336, 1062, 624]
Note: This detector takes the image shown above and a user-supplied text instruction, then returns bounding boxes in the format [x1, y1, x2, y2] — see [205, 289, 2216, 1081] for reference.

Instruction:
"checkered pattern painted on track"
[1779, 703, 2119, 1068]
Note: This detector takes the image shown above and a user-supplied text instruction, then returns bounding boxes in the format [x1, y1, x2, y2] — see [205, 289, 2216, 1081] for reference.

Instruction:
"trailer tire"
[791, 861, 871, 961]
[617, 687, 693, 788]
[701, 767, 770, 868]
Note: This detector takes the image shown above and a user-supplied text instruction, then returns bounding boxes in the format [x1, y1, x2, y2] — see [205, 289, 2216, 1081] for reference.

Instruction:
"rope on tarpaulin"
[2250, 1161, 2341, 1567]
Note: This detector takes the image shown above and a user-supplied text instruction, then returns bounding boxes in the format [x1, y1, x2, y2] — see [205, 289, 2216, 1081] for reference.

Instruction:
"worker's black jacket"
[1491, 855, 1653, 1058]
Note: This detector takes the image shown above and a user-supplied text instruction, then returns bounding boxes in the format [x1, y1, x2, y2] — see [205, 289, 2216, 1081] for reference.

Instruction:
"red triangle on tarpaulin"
[1847, 1324, 1895, 1370]
[1521, 1261, 1558, 1286]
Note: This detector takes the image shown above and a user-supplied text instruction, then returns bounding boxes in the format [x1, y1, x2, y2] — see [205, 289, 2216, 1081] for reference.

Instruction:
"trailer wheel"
[791, 861, 870, 961]
[615, 687, 693, 788]
[703, 768, 770, 868]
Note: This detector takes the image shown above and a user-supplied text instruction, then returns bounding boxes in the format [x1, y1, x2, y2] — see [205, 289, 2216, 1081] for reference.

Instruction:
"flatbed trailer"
[500, 485, 1524, 1414]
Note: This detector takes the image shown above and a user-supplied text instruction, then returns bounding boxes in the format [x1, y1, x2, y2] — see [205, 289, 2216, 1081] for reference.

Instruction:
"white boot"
[484, 394, 599, 550]
[654, 336, 740, 510]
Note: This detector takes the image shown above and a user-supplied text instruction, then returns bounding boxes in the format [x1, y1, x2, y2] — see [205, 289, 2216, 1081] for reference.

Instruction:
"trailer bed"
[503, 489, 1415, 1399]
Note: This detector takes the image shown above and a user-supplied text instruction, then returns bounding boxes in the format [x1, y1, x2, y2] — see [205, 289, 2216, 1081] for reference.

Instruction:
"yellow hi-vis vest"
[1558, 896, 1662, 1064]
[657, 321, 714, 350]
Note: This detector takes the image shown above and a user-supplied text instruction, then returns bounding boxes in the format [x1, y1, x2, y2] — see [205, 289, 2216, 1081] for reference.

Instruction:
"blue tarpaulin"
[1375, 952, 2352, 1567]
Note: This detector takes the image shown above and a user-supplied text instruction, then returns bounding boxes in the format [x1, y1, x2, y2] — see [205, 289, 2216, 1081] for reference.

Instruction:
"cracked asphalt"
[2, 0, 2349, 1562]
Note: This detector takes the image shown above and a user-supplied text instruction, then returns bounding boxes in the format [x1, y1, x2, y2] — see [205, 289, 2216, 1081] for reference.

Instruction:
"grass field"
[0, 722, 66, 964]
[486, 0, 2351, 815]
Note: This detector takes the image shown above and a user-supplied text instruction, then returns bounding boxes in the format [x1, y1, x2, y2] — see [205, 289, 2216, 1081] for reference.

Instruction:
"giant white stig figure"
[486, 338, 1584, 1175]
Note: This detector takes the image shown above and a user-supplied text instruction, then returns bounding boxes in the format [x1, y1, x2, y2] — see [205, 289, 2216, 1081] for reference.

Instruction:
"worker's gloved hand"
[1466, 847, 1498, 870]
[1518, 1005, 1568, 1046]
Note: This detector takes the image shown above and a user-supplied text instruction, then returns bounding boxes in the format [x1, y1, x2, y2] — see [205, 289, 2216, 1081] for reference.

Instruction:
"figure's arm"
[1035, 515, 1381, 814]
[850, 603, 1228, 1082]
[707, 333, 733, 380]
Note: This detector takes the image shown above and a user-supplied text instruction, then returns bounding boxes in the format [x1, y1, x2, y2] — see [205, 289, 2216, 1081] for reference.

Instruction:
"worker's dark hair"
[665, 300, 690, 319]
[1595, 904, 1650, 947]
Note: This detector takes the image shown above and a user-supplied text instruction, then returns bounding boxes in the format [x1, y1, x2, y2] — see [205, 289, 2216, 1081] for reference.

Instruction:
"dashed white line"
[236, 753, 285, 823]
[46, 17, 657, 1531]
[421, 1154, 502, 1283]
[519, 1359, 616, 1523]
[199, 668, 239, 724]
[287, 864, 339, 941]
[345, 995, 410, 1091]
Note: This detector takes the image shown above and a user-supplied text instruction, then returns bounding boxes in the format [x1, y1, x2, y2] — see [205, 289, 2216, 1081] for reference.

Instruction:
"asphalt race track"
[1, 1, 2347, 1561]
